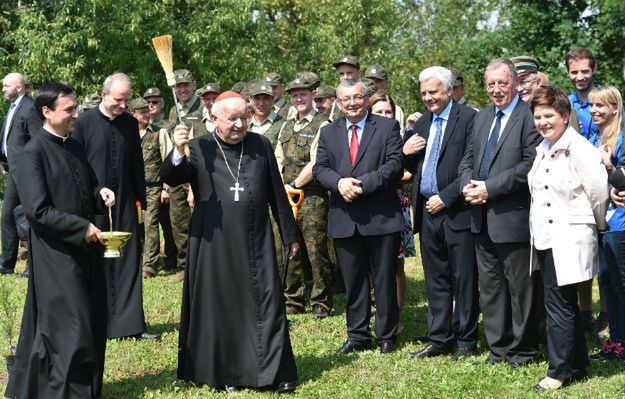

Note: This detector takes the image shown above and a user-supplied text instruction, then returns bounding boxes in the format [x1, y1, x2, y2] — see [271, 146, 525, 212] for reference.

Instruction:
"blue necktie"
[420, 117, 443, 199]
[2, 103, 17, 156]
[478, 110, 505, 180]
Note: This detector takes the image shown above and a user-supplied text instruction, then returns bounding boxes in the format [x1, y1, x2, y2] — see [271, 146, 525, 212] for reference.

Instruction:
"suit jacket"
[313, 113, 404, 238]
[528, 126, 608, 285]
[2, 95, 42, 180]
[404, 101, 476, 232]
[458, 98, 541, 243]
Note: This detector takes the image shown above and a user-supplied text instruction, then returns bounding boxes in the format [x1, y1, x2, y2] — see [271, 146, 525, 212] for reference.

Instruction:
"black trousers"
[0, 175, 21, 270]
[475, 228, 539, 364]
[335, 231, 400, 344]
[538, 249, 589, 379]
[420, 207, 479, 349]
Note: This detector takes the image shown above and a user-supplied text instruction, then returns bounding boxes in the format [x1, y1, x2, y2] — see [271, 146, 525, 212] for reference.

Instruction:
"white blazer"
[528, 126, 609, 286]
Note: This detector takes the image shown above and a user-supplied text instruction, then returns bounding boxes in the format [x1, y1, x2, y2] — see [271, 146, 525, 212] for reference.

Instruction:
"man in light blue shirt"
[565, 48, 600, 141]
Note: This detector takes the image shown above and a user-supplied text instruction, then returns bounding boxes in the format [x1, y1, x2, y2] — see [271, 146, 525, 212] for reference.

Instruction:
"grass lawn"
[1, 256, 624, 398]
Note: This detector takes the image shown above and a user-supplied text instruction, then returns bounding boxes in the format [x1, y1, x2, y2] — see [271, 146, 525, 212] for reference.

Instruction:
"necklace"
[213, 132, 245, 201]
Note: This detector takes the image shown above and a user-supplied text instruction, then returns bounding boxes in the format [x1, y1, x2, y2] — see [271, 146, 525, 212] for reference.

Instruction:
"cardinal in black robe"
[160, 92, 300, 392]
[5, 83, 115, 399]
[72, 74, 149, 339]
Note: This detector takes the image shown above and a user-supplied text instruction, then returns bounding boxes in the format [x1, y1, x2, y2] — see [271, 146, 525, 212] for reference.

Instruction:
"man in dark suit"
[403, 66, 479, 360]
[313, 80, 404, 354]
[0, 72, 41, 275]
[458, 58, 541, 367]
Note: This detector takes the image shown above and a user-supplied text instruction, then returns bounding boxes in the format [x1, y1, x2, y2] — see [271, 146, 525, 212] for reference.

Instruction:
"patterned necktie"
[420, 117, 443, 198]
[478, 110, 505, 180]
[349, 124, 358, 166]
[2, 103, 17, 156]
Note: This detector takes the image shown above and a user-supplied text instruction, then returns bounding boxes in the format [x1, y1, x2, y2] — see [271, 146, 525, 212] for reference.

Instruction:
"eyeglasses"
[519, 77, 538, 89]
[147, 100, 161, 105]
[338, 95, 366, 104]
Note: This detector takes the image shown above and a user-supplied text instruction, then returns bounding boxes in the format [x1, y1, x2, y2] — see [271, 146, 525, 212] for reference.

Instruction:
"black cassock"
[5, 130, 107, 399]
[160, 132, 299, 388]
[73, 108, 147, 338]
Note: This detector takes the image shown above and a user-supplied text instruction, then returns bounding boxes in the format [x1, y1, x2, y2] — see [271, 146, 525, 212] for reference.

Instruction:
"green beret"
[315, 85, 336, 99]
[286, 77, 312, 93]
[173, 69, 194, 84]
[248, 82, 274, 97]
[333, 55, 360, 69]
[446, 67, 464, 87]
[364, 65, 388, 80]
[510, 56, 540, 74]
[143, 87, 162, 98]
[129, 97, 149, 112]
[263, 72, 284, 86]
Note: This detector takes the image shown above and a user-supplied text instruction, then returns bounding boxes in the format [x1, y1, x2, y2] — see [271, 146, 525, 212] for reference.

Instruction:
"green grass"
[1, 257, 625, 398]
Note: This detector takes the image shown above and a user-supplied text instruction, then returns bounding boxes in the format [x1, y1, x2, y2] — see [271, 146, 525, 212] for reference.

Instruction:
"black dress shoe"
[407, 344, 451, 359]
[16, 272, 29, 278]
[484, 353, 505, 365]
[0, 266, 14, 275]
[451, 347, 478, 361]
[224, 385, 240, 393]
[509, 357, 538, 369]
[276, 381, 296, 393]
[413, 334, 428, 343]
[379, 341, 396, 354]
[338, 340, 372, 354]
[137, 332, 161, 341]
[311, 305, 330, 319]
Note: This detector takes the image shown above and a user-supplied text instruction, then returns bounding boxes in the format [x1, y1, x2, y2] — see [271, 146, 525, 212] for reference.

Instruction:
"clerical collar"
[43, 126, 69, 142]
[98, 102, 116, 120]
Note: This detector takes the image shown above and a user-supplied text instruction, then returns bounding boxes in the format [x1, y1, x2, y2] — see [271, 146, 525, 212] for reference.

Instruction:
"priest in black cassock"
[72, 73, 158, 340]
[160, 91, 300, 393]
[5, 82, 115, 399]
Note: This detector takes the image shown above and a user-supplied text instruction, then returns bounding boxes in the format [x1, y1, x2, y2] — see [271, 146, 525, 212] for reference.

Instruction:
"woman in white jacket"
[528, 87, 608, 391]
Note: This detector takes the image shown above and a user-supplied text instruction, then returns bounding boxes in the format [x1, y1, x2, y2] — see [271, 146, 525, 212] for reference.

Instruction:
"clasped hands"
[462, 180, 489, 205]
[338, 177, 362, 203]
[84, 188, 116, 244]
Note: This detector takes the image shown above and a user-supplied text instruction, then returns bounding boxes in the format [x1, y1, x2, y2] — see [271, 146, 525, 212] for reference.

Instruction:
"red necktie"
[349, 125, 358, 166]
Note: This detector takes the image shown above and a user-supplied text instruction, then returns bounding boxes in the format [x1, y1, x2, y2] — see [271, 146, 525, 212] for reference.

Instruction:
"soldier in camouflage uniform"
[164, 69, 203, 269]
[130, 98, 166, 277]
[248, 82, 285, 148]
[314, 85, 335, 119]
[143, 87, 166, 127]
[263, 72, 290, 119]
[275, 78, 333, 319]
[364, 64, 406, 134]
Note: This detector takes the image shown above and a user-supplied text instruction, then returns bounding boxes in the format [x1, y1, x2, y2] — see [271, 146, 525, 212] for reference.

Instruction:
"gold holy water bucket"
[101, 231, 132, 258]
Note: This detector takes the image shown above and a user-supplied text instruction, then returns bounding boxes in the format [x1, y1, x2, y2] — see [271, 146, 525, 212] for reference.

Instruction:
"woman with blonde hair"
[588, 85, 625, 361]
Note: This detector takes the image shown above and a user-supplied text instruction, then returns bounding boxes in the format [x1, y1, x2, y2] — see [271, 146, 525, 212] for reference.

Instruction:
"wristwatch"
[288, 180, 298, 189]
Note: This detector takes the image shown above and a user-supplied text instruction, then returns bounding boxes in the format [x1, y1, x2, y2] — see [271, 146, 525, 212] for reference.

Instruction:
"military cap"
[231, 81, 247, 94]
[510, 56, 540, 74]
[81, 93, 102, 110]
[364, 65, 388, 80]
[129, 97, 149, 112]
[143, 87, 162, 98]
[286, 77, 313, 93]
[196, 82, 222, 97]
[23, 74, 33, 86]
[333, 55, 360, 69]
[263, 73, 284, 86]
[315, 85, 336, 99]
[173, 69, 194, 84]
[360, 77, 377, 94]
[447, 67, 464, 87]
[248, 82, 274, 97]
[296, 71, 320, 91]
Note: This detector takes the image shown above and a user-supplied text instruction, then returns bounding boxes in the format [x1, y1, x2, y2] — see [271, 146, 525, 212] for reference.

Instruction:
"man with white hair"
[161, 91, 300, 393]
[73, 73, 159, 341]
[403, 66, 479, 360]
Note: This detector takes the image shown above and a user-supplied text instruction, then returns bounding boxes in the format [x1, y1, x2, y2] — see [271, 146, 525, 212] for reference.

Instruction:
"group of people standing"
[1, 45, 625, 397]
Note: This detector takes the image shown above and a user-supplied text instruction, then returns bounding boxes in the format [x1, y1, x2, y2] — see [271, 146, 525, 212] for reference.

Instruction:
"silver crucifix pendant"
[230, 182, 244, 202]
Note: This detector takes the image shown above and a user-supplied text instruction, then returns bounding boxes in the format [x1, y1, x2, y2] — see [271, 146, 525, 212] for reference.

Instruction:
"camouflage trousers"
[142, 186, 177, 274]
[168, 184, 190, 269]
[281, 192, 333, 312]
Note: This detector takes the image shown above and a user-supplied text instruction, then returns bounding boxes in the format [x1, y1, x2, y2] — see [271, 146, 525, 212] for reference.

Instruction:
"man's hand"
[285, 242, 300, 260]
[425, 194, 445, 214]
[187, 187, 195, 208]
[99, 188, 116, 207]
[337, 177, 363, 203]
[406, 112, 423, 131]
[160, 186, 170, 204]
[463, 180, 489, 205]
[173, 124, 190, 154]
[403, 134, 426, 155]
[84, 223, 103, 244]
[611, 187, 625, 208]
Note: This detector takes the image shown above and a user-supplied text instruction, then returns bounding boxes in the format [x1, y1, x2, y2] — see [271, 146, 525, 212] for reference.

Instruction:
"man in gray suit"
[458, 58, 541, 367]
[0, 73, 41, 275]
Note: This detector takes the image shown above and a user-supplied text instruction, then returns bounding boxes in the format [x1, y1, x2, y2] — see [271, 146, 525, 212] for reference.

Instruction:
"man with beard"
[566, 48, 600, 141]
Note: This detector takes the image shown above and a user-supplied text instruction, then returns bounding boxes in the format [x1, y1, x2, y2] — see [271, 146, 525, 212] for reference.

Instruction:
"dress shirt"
[345, 112, 368, 145]
[487, 94, 520, 140]
[421, 100, 452, 176]
[3, 94, 24, 154]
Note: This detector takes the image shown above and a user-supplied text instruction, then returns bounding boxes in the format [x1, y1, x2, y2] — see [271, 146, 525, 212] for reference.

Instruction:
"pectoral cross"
[230, 182, 244, 202]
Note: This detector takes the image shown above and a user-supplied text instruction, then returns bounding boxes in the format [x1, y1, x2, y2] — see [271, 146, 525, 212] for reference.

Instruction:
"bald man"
[0, 72, 41, 275]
